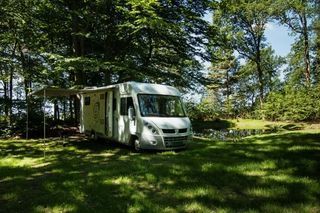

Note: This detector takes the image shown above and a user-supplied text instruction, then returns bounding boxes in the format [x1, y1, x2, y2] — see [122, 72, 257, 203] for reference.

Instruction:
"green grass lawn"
[1, 131, 320, 212]
[191, 119, 316, 133]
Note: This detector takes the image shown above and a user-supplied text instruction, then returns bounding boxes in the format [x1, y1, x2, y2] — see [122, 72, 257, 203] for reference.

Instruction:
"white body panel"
[80, 82, 192, 150]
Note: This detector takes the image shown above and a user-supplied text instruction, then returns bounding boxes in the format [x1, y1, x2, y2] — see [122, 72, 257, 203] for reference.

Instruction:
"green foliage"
[114, 0, 211, 86]
[1, 0, 320, 128]
[264, 85, 320, 121]
[186, 99, 221, 121]
[209, 0, 286, 119]
[0, 0, 210, 132]
[272, 0, 318, 86]
[185, 89, 224, 121]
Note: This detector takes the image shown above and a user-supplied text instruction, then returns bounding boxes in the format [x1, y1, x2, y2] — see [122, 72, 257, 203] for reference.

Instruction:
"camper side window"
[120, 97, 134, 115]
[84, 97, 90, 105]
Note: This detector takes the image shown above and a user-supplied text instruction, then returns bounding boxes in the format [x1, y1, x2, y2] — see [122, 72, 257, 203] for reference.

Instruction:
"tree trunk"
[315, 1, 320, 83]
[69, 98, 74, 121]
[69, 0, 85, 125]
[226, 68, 231, 117]
[8, 41, 17, 126]
[301, 13, 311, 86]
[257, 62, 264, 106]
[54, 100, 58, 121]
[256, 42, 264, 112]
[4, 81, 8, 124]
[63, 100, 66, 120]
[24, 78, 31, 138]
[9, 68, 13, 126]
[71, 0, 85, 86]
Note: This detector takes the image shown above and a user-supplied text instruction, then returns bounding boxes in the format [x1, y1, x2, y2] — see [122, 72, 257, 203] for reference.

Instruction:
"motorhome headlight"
[143, 121, 159, 135]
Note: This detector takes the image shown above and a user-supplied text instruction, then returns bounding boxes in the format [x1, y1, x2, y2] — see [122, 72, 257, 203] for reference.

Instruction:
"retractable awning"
[30, 87, 81, 97]
[28, 87, 81, 141]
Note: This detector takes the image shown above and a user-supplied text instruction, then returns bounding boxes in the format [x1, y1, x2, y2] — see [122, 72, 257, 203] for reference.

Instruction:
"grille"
[162, 128, 188, 134]
[179, 128, 187, 133]
[164, 136, 188, 148]
[162, 129, 175, 134]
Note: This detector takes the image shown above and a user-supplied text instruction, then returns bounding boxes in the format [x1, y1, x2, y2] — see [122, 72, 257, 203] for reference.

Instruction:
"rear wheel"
[90, 131, 98, 141]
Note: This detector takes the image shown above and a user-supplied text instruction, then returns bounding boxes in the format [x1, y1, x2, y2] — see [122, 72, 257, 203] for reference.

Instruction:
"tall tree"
[211, 0, 274, 111]
[1, 0, 211, 131]
[115, 0, 210, 87]
[313, 0, 320, 83]
[209, 50, 239, 117]
[274, 0, 314, 86]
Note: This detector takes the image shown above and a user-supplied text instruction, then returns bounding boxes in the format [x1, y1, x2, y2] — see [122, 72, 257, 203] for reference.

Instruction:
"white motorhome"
[79, 82, 192, 150]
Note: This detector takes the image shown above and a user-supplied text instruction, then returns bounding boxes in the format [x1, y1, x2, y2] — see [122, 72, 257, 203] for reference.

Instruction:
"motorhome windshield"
[138, 94, 186, 117]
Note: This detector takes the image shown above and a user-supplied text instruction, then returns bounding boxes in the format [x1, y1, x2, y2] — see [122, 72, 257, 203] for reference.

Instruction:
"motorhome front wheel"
[134, 139, 141, 151]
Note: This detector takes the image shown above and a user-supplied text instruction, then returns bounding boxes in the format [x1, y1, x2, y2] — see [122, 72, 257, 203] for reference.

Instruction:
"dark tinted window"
[120, 97, 134, 115]
[84, 97, 90, 105]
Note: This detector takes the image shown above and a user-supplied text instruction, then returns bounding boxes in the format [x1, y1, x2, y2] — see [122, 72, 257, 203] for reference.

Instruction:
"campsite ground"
[192, 118, 320, 132]
[0, 122, 319, 212]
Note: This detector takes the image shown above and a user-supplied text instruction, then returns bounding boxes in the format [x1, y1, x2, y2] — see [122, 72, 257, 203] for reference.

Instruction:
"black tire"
[90, 131, 98, 141]
[129, 135, 140, 152]
[134, 139, 141, 152]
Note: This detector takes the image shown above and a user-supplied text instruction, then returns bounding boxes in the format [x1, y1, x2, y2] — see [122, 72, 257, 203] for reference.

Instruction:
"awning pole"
[26, 95, 29, 139]
[44, 89, 46, 139]
[43, 89, 46, 158]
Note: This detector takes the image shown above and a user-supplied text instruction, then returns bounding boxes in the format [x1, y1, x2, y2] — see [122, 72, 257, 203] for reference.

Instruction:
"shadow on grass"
[67, 138, 132, 153]
[0, 132, 319, 212]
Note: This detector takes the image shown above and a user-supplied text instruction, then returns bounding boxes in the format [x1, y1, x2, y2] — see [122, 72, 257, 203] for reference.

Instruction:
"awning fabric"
[30, 87, 81, 97]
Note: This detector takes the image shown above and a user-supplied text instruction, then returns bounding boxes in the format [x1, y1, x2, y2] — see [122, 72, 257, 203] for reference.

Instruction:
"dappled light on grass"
[0, 131, 320, 212]
[246, 186, 288, 198]
[183, 201, 213, 213]
[34, 204, 77, 213]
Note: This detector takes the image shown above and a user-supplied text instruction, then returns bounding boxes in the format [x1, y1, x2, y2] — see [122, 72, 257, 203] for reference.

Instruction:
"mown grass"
[0, 131, 320, 212]
[229, 119, 290, 130]
[192, 119, 310, 133]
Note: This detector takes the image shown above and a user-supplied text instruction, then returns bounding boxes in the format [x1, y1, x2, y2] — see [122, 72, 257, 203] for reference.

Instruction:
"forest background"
[1, 0, 320, 137]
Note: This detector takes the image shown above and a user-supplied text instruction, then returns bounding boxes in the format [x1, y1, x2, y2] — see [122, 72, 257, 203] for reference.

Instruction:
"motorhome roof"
[81, 82, 180, 96]
[130, 82, 180, 96]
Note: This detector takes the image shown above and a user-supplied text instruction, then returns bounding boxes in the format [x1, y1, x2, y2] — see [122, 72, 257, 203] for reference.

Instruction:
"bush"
[263, 85, 320, 122]
[185, 100, 221, 121]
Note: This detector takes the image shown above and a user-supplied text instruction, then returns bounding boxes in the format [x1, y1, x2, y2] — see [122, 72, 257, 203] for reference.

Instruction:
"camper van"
[80, 82, 192, 150]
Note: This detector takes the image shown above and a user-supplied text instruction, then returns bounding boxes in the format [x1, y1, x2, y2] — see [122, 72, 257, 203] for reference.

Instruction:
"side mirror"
[128, 107, 135, 120]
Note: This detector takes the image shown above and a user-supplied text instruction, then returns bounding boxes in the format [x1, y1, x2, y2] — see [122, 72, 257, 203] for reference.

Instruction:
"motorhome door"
[119, 97, 135, 144]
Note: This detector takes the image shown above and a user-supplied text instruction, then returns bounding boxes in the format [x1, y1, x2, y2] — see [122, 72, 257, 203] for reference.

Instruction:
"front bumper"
[139, 133, 192, 150]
